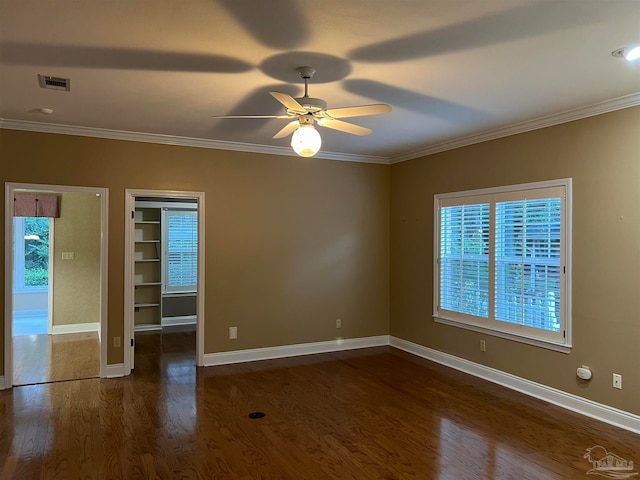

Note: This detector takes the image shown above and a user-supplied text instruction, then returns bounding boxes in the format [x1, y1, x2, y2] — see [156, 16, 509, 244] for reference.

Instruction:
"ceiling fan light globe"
[291, 125, 321, 157]
[625, 46, 640, 62]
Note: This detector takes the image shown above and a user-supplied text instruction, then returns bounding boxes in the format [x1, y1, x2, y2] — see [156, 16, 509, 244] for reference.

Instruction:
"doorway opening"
[4, 183, 109, 388]
[124, 189, 204, 376]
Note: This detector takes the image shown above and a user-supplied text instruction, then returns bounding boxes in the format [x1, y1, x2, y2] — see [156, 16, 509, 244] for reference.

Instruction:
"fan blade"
[269, 91, 307, 114]
[324, 104, 391, 119]
[318, 118, 372, 136]
[212, 114, 293, 119]
[273, 120, 300, 139]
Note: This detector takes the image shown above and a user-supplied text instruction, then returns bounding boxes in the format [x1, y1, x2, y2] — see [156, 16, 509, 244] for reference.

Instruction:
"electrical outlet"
[613, 373, 622, 389]
[229, 326, 237, 340]
[336, 319, 342, 329]
[113, 336, 121, 348]
[480, 340, 486, 352]
[61, 251, 74, 260]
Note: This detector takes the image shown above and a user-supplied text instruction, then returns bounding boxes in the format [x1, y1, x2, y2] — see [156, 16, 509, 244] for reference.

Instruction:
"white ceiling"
[1, 0, 639, 162]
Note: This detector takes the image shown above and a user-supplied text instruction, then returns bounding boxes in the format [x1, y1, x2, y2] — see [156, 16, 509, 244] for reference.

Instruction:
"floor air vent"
[38, 74, 70, 91]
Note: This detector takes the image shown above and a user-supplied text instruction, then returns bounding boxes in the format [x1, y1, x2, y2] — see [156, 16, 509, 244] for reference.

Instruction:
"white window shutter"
[166, 210, 198, 292]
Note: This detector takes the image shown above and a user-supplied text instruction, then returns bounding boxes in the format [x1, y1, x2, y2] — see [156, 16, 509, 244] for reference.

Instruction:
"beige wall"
[390, 106, 640, 415]
[52, 191, 101, 326]
[1, 107, 637, 418]
[0, 130, 390, 368]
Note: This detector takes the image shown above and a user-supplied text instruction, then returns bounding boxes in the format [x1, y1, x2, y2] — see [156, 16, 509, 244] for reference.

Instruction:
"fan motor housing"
[293, 97, 327, 113]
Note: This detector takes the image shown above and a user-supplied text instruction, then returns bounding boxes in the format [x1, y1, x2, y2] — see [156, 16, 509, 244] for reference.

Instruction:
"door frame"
[124, 189, 205, 374]
[4, 182, 109, 388]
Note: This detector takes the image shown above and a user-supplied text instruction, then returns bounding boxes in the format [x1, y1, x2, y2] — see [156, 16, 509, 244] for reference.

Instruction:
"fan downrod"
[293, 66, 325, 112]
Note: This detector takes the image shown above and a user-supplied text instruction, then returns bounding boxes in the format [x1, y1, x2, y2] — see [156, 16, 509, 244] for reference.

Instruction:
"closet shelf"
[134, 205, 163, 330]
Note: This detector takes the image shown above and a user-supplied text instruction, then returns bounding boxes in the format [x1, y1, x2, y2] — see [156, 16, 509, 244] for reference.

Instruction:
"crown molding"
[0, 118, 387, 165]
[2, 93, 638, 165]
[389, 92, 640, 164]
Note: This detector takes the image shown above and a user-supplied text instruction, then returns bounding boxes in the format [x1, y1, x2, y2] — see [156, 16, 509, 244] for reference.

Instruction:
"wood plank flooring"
[1, 330, 639, 479]
[13, 332, 100, 385]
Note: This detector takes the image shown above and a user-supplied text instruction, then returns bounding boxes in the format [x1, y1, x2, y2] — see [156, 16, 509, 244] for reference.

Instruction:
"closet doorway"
[124, 189, 204, 375]
[4, 183, 108, 387]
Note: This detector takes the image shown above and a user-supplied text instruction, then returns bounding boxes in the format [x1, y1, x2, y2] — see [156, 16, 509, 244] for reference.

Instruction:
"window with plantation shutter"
[164, 210, 197, 293]
[434, 179, 572, 352]
[440, 202, 490, 318]
[494, 196, 561, 332]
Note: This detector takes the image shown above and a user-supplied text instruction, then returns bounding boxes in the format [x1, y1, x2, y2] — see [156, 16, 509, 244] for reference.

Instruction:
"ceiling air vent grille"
[38, 74, 70, 91]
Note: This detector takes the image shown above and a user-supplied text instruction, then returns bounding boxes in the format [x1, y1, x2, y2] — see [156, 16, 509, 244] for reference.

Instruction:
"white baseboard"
[51, 322, 100, 335]
[203, 335, 390, 367]
[390, 336, 640, 435]
[102, 363, 126, 378]
[0, 376, 6, 390]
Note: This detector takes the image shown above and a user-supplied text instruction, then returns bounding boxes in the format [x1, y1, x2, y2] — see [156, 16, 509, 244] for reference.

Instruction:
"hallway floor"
[13, 332, 100, 385]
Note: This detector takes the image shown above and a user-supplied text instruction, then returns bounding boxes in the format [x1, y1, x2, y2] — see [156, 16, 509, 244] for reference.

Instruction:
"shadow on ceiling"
[0, 42, 253, 73]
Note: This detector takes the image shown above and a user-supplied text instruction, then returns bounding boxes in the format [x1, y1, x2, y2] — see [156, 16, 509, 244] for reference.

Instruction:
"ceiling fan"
[212, 66, 392, 157]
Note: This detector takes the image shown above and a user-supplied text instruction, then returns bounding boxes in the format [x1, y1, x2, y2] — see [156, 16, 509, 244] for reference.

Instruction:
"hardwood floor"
[13, 332, 100, 385]
[1, 330, 638, 479]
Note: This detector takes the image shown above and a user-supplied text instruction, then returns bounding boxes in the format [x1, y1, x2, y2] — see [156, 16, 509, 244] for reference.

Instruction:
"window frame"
[433, 178, 572, 353]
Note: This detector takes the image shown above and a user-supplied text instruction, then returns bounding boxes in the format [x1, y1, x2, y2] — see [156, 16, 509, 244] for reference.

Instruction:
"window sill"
[433, 316, 571, 354]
